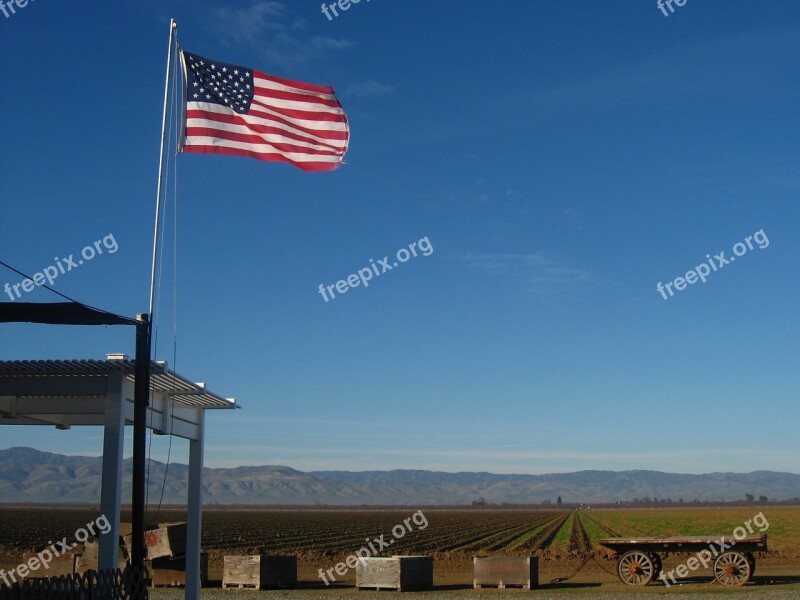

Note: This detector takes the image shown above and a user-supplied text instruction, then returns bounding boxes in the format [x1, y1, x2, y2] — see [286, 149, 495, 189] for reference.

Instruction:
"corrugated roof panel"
[0, 359, 236, 410]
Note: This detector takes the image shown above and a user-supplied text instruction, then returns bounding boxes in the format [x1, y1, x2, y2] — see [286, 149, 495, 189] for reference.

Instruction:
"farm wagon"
[598, 534, 768, 587]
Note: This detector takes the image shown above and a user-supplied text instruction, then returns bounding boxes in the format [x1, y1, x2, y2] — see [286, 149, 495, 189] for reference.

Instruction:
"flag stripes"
[180, 51, 349, 171]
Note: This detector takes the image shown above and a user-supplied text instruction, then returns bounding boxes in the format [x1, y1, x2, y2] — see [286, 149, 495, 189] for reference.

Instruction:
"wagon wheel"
[713, 551, 751, 586]
[617, 550, 656, 586]
[649, 553, 663, 579]
[744, 552, 756, 581]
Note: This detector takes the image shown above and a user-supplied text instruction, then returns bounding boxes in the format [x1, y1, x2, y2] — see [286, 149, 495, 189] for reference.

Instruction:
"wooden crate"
[356, 556, 433, 592]
[124, 522, 186, 561]
[473, 557, 538, 590]
[147, 554, 208, 587]
[222, 555, 297, 589]
[74, 541, 128, 574]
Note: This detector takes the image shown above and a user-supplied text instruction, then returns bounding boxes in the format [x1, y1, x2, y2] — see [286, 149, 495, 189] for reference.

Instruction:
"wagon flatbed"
[599, 534, 767, 552]
[598, 534, 767, 587]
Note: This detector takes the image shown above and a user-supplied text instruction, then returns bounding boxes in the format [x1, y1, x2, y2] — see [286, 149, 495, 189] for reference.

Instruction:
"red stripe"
[186, 107, 348, 143]
[246, 105, 348, 139]
[253, 69, 335, 95]
[253, 86, 343, 109]
[250, 96, 348, 124]
[185, 126, 343, 157]
[182, 144, 342, 172]
[187, 117, 345, 153]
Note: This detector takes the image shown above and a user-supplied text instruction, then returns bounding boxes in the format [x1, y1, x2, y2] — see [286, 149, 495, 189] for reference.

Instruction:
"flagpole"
[149, 17, 178, 317]
[131, 17, 177, 586]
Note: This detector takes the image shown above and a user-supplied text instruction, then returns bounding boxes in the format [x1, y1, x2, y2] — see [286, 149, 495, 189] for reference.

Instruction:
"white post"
[99, 373, 124, 571]
[185, 410, 205, 600]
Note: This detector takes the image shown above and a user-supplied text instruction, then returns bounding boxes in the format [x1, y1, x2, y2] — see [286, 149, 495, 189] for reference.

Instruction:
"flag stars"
[184, 52, 254, 114]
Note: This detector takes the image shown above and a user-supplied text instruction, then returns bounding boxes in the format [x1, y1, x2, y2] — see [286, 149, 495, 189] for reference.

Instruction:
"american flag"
[180, 50, 349, 172]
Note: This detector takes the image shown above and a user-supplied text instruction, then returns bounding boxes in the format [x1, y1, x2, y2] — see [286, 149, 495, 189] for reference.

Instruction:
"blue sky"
[1, 0, 798, 475]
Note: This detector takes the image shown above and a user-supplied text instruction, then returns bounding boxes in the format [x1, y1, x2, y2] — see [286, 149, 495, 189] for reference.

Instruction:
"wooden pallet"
[356, 585, 402, 592]
[221, 582, 259, 590]
[474, 580, 533, 590]
[356, 584, 402, 591]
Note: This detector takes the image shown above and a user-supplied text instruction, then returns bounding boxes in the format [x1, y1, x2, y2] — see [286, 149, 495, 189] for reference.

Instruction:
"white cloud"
[210, 2, 352, 70]
[461, 252, 593, 286]
[344, 79, 396, 99]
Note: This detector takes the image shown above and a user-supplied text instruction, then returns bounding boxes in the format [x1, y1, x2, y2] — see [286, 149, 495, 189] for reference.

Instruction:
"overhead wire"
[0, 260, 136, 324]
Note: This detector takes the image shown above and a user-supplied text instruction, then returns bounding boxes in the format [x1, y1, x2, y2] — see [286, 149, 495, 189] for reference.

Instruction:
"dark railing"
[0, 567, 148, 600]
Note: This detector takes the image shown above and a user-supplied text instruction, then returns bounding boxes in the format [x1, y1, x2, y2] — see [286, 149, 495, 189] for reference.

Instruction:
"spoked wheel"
[714, 551, 752, 586]
[649, 553, 663, 579]
[617, 550, 656, 586]
[745, 552, 756, 581]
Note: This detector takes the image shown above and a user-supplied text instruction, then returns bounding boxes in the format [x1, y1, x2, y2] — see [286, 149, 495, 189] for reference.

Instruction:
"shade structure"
[0, 357, 238, 600]
[0, 301, 137, 326]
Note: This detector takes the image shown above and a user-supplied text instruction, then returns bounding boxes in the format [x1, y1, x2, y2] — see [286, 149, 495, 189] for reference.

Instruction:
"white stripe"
[253, 75, 339, 102]
[187, 101, 349, 135]
[183, 136, 343, 163]
[252, 89, 345, 115]
[186, 117, 347, 153]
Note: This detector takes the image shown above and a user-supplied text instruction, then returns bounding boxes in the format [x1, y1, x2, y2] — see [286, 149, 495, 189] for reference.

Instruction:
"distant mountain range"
[1, 447, 798, 505]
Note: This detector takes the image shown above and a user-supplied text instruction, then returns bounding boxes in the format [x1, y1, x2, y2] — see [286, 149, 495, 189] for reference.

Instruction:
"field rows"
[1, 507, 798, 562]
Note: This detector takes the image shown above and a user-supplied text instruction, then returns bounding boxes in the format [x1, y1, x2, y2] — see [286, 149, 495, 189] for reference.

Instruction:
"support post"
[132, 315, 151, 581]
[185, 410, 205, 600]
[99, 372, 124, 571]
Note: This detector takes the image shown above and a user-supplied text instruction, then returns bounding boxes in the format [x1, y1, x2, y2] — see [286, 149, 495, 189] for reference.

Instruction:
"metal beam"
[0, 397, 105, 415]
[0, 376, 108, 396]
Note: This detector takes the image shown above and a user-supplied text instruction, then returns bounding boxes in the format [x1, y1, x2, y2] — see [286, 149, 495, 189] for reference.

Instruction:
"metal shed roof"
[0, 358, 236, 409]
[0, 357, 237, 437]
